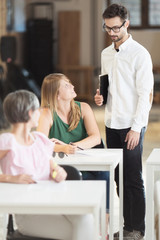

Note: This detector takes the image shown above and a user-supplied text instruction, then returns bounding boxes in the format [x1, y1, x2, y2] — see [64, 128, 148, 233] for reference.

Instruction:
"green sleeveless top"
[49, 101, 88, 144]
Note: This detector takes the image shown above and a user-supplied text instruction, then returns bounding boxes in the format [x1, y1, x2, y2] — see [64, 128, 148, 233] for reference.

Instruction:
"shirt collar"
[112, 34, 133, 51]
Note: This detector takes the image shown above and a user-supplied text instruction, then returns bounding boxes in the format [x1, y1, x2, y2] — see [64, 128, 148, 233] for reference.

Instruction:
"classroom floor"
[0, 104, 160, 239]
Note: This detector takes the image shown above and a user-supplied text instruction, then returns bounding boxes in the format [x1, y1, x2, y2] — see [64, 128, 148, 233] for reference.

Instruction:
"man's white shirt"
[101, 35, 154, 132]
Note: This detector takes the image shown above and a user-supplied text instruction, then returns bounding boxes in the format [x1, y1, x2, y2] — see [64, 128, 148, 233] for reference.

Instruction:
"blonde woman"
[37, 73, 101, 152]
[37, 73, 110, 236]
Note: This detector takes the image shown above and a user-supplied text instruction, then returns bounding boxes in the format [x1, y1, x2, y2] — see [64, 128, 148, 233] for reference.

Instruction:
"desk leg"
[94, 207, 100, 240]
[159, 207, 160, 240]
[2, 214, 8, 239]
[146, 165, 154, 240]
[109, 166, 114, 240]
[101, 185, 106, 240]
[119, 155, 123, 240]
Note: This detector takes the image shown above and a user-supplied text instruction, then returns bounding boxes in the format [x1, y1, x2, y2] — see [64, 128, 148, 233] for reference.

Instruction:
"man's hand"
[125, 130, 140, 150]
[94, 89, 103, 106]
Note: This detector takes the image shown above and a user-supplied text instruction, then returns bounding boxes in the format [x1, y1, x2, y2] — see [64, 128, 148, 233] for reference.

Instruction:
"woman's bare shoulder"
[37, 108, 53, 132]
[40, 108, 52, 119]
[80, 102, 93, 118]
[80, 102, 92, 111]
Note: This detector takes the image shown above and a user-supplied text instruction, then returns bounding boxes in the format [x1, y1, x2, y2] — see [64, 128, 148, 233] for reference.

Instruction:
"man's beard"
[110, 35, 122, 42]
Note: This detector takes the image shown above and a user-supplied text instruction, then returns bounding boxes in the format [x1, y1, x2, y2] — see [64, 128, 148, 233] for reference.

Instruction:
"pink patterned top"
[0, 132, 54, 181]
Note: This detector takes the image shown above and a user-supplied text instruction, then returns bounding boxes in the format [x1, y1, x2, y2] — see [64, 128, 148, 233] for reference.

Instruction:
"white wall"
[131, 30, 160, 65]
[94, 0, 105, 69]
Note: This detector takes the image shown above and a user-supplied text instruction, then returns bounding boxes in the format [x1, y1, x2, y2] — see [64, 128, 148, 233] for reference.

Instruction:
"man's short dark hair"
[103, 4, 129, 21]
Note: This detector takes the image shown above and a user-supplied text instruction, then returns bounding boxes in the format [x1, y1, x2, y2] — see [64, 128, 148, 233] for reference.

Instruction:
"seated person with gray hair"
[0, 90, 94, 240]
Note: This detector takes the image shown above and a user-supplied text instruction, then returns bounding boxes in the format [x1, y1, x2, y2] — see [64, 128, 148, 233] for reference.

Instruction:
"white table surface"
[146, 148, 160, 240]
[55, 148, 123, 240]
[0, 180, 106, 240]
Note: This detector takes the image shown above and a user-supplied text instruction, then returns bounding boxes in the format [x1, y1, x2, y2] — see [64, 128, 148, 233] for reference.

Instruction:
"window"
[149, 0, 160, 26]
[107, 0, 160, 29]
[6, 0, 14, 31]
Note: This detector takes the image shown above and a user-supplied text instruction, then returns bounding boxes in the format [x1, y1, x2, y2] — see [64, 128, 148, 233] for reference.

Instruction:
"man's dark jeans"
[106, 127, 146, 236]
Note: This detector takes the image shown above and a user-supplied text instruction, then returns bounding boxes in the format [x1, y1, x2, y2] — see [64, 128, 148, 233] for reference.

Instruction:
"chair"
[93, 138, 105, 149]
[7, 165, 82, 240]
[7, 216, 54, 240]
[61, 165, 82, 180]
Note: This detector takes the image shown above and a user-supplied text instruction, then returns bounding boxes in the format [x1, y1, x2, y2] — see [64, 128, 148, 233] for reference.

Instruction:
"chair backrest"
[61, 165, 82, 180]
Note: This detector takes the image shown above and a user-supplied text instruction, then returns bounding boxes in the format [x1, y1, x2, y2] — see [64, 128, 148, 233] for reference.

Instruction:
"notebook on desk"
[99, 74, 109, 105]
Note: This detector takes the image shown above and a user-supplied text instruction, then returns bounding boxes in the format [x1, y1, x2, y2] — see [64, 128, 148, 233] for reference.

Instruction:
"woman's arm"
[0, 174, 35, 184]
[37, 108, 53, 136]
[0, 150, 9, 160]
[0, 150, 35, 184]
[74, 102, 101, 149]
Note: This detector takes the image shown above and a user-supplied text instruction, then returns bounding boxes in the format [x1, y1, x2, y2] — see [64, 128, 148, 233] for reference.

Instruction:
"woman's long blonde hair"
[41, 73, 81, 131]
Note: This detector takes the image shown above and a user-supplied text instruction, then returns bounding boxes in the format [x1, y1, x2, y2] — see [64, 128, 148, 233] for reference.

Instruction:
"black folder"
[99, 74, 109, 105]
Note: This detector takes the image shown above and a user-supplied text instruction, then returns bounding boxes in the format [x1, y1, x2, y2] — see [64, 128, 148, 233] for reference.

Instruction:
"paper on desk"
[75, 149, 116, 157]
[28, 180, 67, 192]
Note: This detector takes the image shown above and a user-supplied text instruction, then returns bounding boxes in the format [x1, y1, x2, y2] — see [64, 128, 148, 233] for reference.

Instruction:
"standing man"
[94, 4, 154, 240]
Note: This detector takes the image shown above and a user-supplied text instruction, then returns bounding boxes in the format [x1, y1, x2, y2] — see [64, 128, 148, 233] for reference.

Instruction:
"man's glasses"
[103, 21, 126, 33]
[52, 152, 68, 158]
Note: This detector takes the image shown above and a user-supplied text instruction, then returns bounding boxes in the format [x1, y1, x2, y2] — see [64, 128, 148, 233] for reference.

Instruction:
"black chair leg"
[7, 215, 14, 235]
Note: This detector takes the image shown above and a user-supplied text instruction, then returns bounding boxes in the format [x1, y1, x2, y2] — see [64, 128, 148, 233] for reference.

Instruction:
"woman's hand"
[63, 144, 76, 154]
[51, 138, 76, 154]
[54, 144, 76, 154]
[51, 163, 67, 182]
[50, 138, 66, 145]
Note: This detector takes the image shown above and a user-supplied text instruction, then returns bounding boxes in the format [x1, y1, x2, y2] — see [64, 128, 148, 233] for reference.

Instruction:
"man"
[94, 4, 154, 240]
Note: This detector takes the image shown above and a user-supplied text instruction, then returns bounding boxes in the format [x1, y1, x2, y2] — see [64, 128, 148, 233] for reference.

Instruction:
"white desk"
[0, 180, 105, 240]
[146, 148, 160, 240]
[56, 148, 123, 240]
